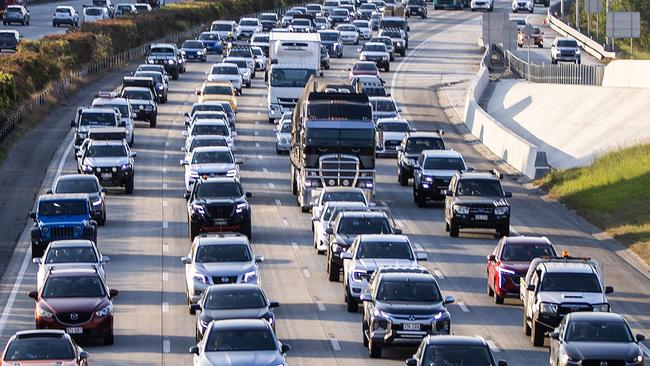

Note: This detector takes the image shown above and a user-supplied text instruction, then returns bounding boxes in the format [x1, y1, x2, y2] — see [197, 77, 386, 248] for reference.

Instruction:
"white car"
[181, 135, 229, 162]
[369, 96, 400, 122]
[207, 62, 243, 93]
[211, 20, 236, 39]
[52, 6, 79, 27]
[312, 201, 367, 254]
[82, 7, 110, 23]
[91, 95, 136, 146]
[251, 46, 267, 71]
[115, 3, 137, 16]
[134, 3, 152, 12]
[275, 113, 292, 154]
[353, 20, 371, 39]
[180, 146, 241, 193]
[183, 119, 236, 153]
[512, 0, 534, 12]
[341, 234, 427, 312]
[375, 118, 411, 156]
[33, 240, 109, 292]
[187, 101, 236, 129]
[336, 23, 359, 44]
[223, 57, 252, 88]
[290, 18, 312, 32]
[185, 111, 229, 132]
[236, 17, 262, 39]
[471, 0, 494, 11]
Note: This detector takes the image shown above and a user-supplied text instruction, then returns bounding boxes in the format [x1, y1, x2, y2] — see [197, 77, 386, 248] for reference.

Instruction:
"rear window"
[55, 8, 71, 14]
[557, 39, 578, 47]
[182, 41, 204, 49]
[38, 200, 87, 216]
[500, 244, 555, 261]
[4, 338, 75, 361]
[85, 8, 102, 15]
[55, 179, 98, 194]
[45, 246, 98, 264]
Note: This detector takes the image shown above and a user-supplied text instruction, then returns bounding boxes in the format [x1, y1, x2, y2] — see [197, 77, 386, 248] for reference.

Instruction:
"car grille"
[278, 97, 298, 109]
[469, 206, 494, 214]
[50, 226, 76, 240]
[98, 167, 118, 173]
[198, 171, 228, 178]
[558, 303, 592, 315]
[206, 204, 233, 219]
[212, 275, 238, 284]
[319, 155, 359, 186]
[56, 312, 92, 324]
[560, 50, 576, 57]
[385, 140, 400, 150]
[517, 2, 526, 5]
[390, 313, 432, 320]
[582, 361, 624, 366]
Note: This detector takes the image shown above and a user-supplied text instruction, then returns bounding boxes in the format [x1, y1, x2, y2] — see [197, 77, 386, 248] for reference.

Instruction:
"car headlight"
[243, 270, 257, 283]
[157, 84, 164, 90]
[180, 50, 186, 55]
[396, 42, 402, 47]
[95, 304, 112, 317]
[360, 54, 366, 60]
[145, 105, 154, 111]
[146, 58, 155, 64]
[81, 164, 94, 173]
[226, 168, 238, 177]
[189, 170, 200, 179]
[575, 49, 581, 54]
[192, 203, 205, 214]
[167, 59, 175, 65]
[193, 273, 209, 284]
[235, 202, 248, 213]
[197, 51, 204, 55]
[120, 163, 132, 171]
[453, 205, 469, 214]
[332, 243, 342, 253]
[91, 197, 103, 206]
[539, 302, 558, 314]
[199, 318, 209, 329]
[37, 307, 54, 319]
[630, 355, 643, 364]
[424, 176, 433, 182]
[494, 206, 509, 215]
[592, 303, 610, 312]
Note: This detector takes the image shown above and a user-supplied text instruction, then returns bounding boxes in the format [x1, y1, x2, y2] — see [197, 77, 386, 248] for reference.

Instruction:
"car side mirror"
[32, 258, 42, 264]
[101, 255, 110, 263]
[130, 152, 137, 158]
[184, 192, 191, 200]
[360, 293, 372, 302]
[396, 146, 403, 151]
[190, 303, 201, 312]
[635, 333, 645, 342]
[340, 252, 353, 260]
[181, 256, 192, 264]
[235, 158, 244, 165]
[325, 227, 334, 235]
[79, 351, 90, 360]
[605, 286, 614, 294]
[180, 159, 189, 166]
[406, 358, 417, 366]
[504, 192, 512, 198]
[255, 255, 264, 263]
[70, 119, 76, 127]
[46, 189, 53, 194]
[28, 211, 36, 219]
[393, 228, 402, 234]
[102, 187, 108, 193]
[445, 190, 453, 197]
[549, 331, 560, 340]
[443, 295, 455, 304]
[231, 131, 238, 137]
[280, 343, 291, 354]
[28, 291, 38, 300]
[357, 48, 361, 52]
[195, 90, 201, 95]
[189, 345, 200, 355]
[109, 289, 119, 298]
[184, 112, 190, 117]
[416, 252, 427, 261]
[245, 192, 253, 198]
[527, 284, 535, 291]
[487, 254, 496, 261]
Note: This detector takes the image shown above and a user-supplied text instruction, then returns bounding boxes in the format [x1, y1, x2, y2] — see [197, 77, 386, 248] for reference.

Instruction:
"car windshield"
[293, 19, 311, 26]
[191, 151, 233, 164]
[195, 182, 242, 198]
[38, 200, 87, 216]
[55, 8, 71, 13]
[0, 33, 16, 41]
[80, 113, 115, 127]
[361, 3, 377, 9]
[357, 241, 413, 259]
[423, 345, 494, 366]
[363, 86, 386, 96]
[252, 48, 263, 56]
[280, 122, 291, 133]
[203, 85, 232, 95]
[557, 40, 578, 47]
[240, 20, 258, 26]
[381, 19, 404, 29]
[338, 217, 391, 234]
[191, 124, 228, 136]
[252, 35, 269, 43]
[137, 65, 162, 73]
[182, 41, 204, 49]
[372, 100, 396, 112]
[565, 320, 634, 342]
[355, 64, 378, 73]
[379, 122, 409, 132]
[6, 7, 21, 12]
[383, 30, 400, 38]
[191, 104, 225, 115]
[456, 179, 502, 197]
[199, 33, 220, 41]
[45, 246, 98, 264]
[354, 21, 369, 27]
[324, 0, 339, 6]
[333, 9, 348, 15]
[212, 65, 239, 75]
[55, 179, 98, 194]
[339, 25, 355, 31]
[204, 288, 266, 310]
[377, 280, 441, 302]
[121, 90, 152, 100]
[134, 72, 162, 84]
[193, 113, 227, 121]
[406, 137, 444, 152]
[320, 32, 339, 41]
[306, 127, 375, 148]
[228, 60, 248, 69]
[42, 276, 106, 298]
[541, 273, 602, 292]
[423, 157, 465, 170]
[189, 138, 228, 151]
[86, 144, 127, 157]
[212, 24, 233, 31]
[500, 244, 555, 261]
[270, 68, 316, 87]
[195, 244, 251, 263]
[205, 329, 277, 352]
[260, 14, 277, 21]
[371, 38, 391, 46]
[307, 4, 321, 10]
[323, 191, 366, 204]
[4, 338, 75, 361]
[150, 47, 174, 55]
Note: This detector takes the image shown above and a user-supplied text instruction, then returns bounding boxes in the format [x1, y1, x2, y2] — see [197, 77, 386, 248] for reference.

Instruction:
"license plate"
[214, 219, 228, 225]
[475, 214, 488, 220]
[101, 173, 112, 179]
[66, 327, 83, 334]
[403, 323, 420, 331]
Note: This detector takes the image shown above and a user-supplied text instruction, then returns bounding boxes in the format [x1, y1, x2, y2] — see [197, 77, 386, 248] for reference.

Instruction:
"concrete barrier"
[602, 60, 650, 88]
[462, 46, 547, 179]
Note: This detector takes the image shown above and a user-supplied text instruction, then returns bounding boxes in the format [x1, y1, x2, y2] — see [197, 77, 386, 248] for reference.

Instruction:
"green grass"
[539, 143, 650, 265]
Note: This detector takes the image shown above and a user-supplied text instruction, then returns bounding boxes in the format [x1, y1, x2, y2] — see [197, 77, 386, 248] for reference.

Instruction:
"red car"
[348, 61, 380, 80]
[486, 236, 556, 304]
[28, 267, 119, 345]
[1, 329, 89, 366]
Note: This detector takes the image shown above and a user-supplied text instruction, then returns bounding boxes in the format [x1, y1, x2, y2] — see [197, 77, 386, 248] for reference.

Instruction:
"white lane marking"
[263, 168, 268, 173]
[329, 335, 341, 351]
[458, 302, 470, 312]
[257, 154, 263, 160]
[163, 200, 168, 207]
[434, 269, 446, 280]
[639, 343, 650, 357]
[302, 268, 312, 278]
[162, 272, 169, 281]
[0, 139, 74, 335]
[258, 103, 263, 106]
[162, 302, 169, 313]
[256, 111, 261, 115]
[163, 183, 168, 189]
[291, 241, 299, 250]
[163, 154, 168, 159]
[163, 222, 169, 229]
[315, 300, 326, 311]
[487, 340, 500, 353]
[380, 200, 387, 207]
[162, 338, 171, 353]
[282, 218, 289, 226]
[165, 141, 170, 146]
[414, 243, 424, 252]
[255, 142, 261, 148]
[163, 244, 169, 253]
[162, 167, 168, 173]
[510, 226, 520, 236]
[275, 199, 282, 206]
[177, 111, 183, 114]
[254, 131, 259, 136]
[268, 182, 275, 189]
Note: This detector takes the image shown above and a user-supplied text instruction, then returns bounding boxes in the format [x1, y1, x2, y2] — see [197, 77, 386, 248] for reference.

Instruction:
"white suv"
[53, 6, 79, 27]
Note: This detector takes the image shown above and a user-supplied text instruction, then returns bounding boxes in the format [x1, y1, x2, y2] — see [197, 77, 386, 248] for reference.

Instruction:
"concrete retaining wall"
[602, 60, 650, 88]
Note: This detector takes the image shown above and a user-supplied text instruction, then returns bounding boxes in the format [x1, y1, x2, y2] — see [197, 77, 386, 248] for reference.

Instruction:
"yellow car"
[196, 81, 238, 111]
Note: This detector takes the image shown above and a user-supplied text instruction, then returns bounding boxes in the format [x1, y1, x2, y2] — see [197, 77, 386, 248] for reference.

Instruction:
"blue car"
[29, 194, 97, 259]
[198, 32, 223, 54]
[180, 40, 207, 62]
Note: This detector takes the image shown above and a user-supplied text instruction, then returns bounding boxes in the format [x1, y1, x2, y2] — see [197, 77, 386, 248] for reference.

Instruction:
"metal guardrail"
[494, 44, 605, 85]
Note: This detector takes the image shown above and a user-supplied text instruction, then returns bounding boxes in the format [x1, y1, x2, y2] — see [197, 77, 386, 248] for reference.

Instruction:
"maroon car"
[348, 61, 380, 80]
[28, 267, 119, 345]
[486, 236, 557, 304]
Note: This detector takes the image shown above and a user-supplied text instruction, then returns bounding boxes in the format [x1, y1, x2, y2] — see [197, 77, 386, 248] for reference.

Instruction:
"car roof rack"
[458, 168, 500, 179]
[48, 264, 99, 273]
[87, 127, 128, 141]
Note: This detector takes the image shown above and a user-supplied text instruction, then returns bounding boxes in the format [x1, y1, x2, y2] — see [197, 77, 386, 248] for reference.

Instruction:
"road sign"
[583, 0, 601, 14]
[606, 12, 640, 38]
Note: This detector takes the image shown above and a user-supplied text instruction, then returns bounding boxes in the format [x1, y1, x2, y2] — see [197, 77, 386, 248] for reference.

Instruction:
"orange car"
[1, 329, 89, 366]
[517, 27, 544, 48]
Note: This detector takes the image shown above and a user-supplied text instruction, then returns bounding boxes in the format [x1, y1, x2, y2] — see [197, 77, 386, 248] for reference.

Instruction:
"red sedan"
[486, 236, 557, 304]
[348, 61, 380, 80]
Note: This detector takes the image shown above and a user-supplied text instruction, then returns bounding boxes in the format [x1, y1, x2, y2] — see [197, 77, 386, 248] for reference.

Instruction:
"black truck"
[289, 78, 376, 212]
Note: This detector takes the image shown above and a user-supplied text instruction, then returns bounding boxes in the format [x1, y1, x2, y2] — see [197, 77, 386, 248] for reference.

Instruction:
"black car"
[397, 131, 446, 186]
[120, 86, 158, 127]
[259, 12, 279, 31]
[186, 177, 253, 240]
[319, 30, 343, 58]
[406, 0, 427, 18]
[132, 72, 168, 103]
[412, 150, 467, 206]
[549, 312, 645, 366]
[191, 284, 279, 340]
[145, 43, 185, 80]
[444, 170, 512, 237]
[406, 335, 507, 366]
[49, 174, 108, 226]
[180, 39, 207, 62]
[320, 45, 330, 70]
[361, 271, 455, 358]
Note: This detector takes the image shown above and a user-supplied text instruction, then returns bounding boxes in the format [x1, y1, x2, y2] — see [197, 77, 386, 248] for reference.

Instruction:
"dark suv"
[397, 131, 445, 186]
[444, 170, 512, 237]
[186, 177, 253, 240]
[145, 43, 185, 79]
[361, 271, 455, 358]
[29, 194, 97, 259]
[406, 335, 507, 366]
[325, 210, 401, 282]
[28, 267, 119, 345]
[406, 0, 427, 18]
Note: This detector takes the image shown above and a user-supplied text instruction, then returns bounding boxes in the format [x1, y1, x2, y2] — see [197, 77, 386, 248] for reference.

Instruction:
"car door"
[487, 239, 503, 287]
[444, 175, 457, 221]
[413, 153, 424, 187]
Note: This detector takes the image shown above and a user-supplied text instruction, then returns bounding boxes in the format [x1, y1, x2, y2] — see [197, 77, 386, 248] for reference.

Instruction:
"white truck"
[267, 32, 321, 123]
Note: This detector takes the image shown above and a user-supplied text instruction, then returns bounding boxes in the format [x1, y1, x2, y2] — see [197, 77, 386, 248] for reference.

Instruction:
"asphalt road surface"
[0, 3, 646, 366]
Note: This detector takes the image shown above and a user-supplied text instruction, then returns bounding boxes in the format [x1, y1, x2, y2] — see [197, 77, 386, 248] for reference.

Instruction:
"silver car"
[181, 146, 241, 193]
[182, 233, 264, 311]
[207, 63, 243, 93]
[275, 113, 292, 154]
[33, 240, 109, 291]
[189, 319, 290, 366]
[223, 57, 252, 88]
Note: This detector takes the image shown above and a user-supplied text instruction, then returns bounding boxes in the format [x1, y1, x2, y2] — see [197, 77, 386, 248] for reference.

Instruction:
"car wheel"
[449, 221, 460, 237]
[362, 322, 369, 347]
[523, 314, 531, 336]
[172, 71, 179, 80]
[195, 328, 201, 342]
[97, 212, 106, 226]
[53, 22, 57, 27]
[189, 221, 200, 241]
[346, 287, 358, 312]
[486, 276, 494, 296]
[188, 295, 196, 315]
[240, 219, 252, 240]
[328, 260, 340, 282]
[125, 178, 134, 194]
[31, 242, 44, 260]
[551, 58, 557, 64]
[498, 224, 510, 237]
[150, 116, 157, 128]
[445, 221, 450, 232]
[531, 319, 545, 346]
[494, 288, 504, 304]
[398, 169, 408, 186]
[385, 64, 390, 72]
[368, 339, 382, 358]
[104, 332, 115, 345]
[246, 80, 251, 88]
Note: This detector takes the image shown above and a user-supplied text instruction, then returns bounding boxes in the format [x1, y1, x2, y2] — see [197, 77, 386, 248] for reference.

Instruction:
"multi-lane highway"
[0, 2, 646, 366]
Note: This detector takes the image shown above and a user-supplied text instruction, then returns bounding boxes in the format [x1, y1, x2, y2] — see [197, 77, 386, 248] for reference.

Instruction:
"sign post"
[522, 24, 535, 81]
